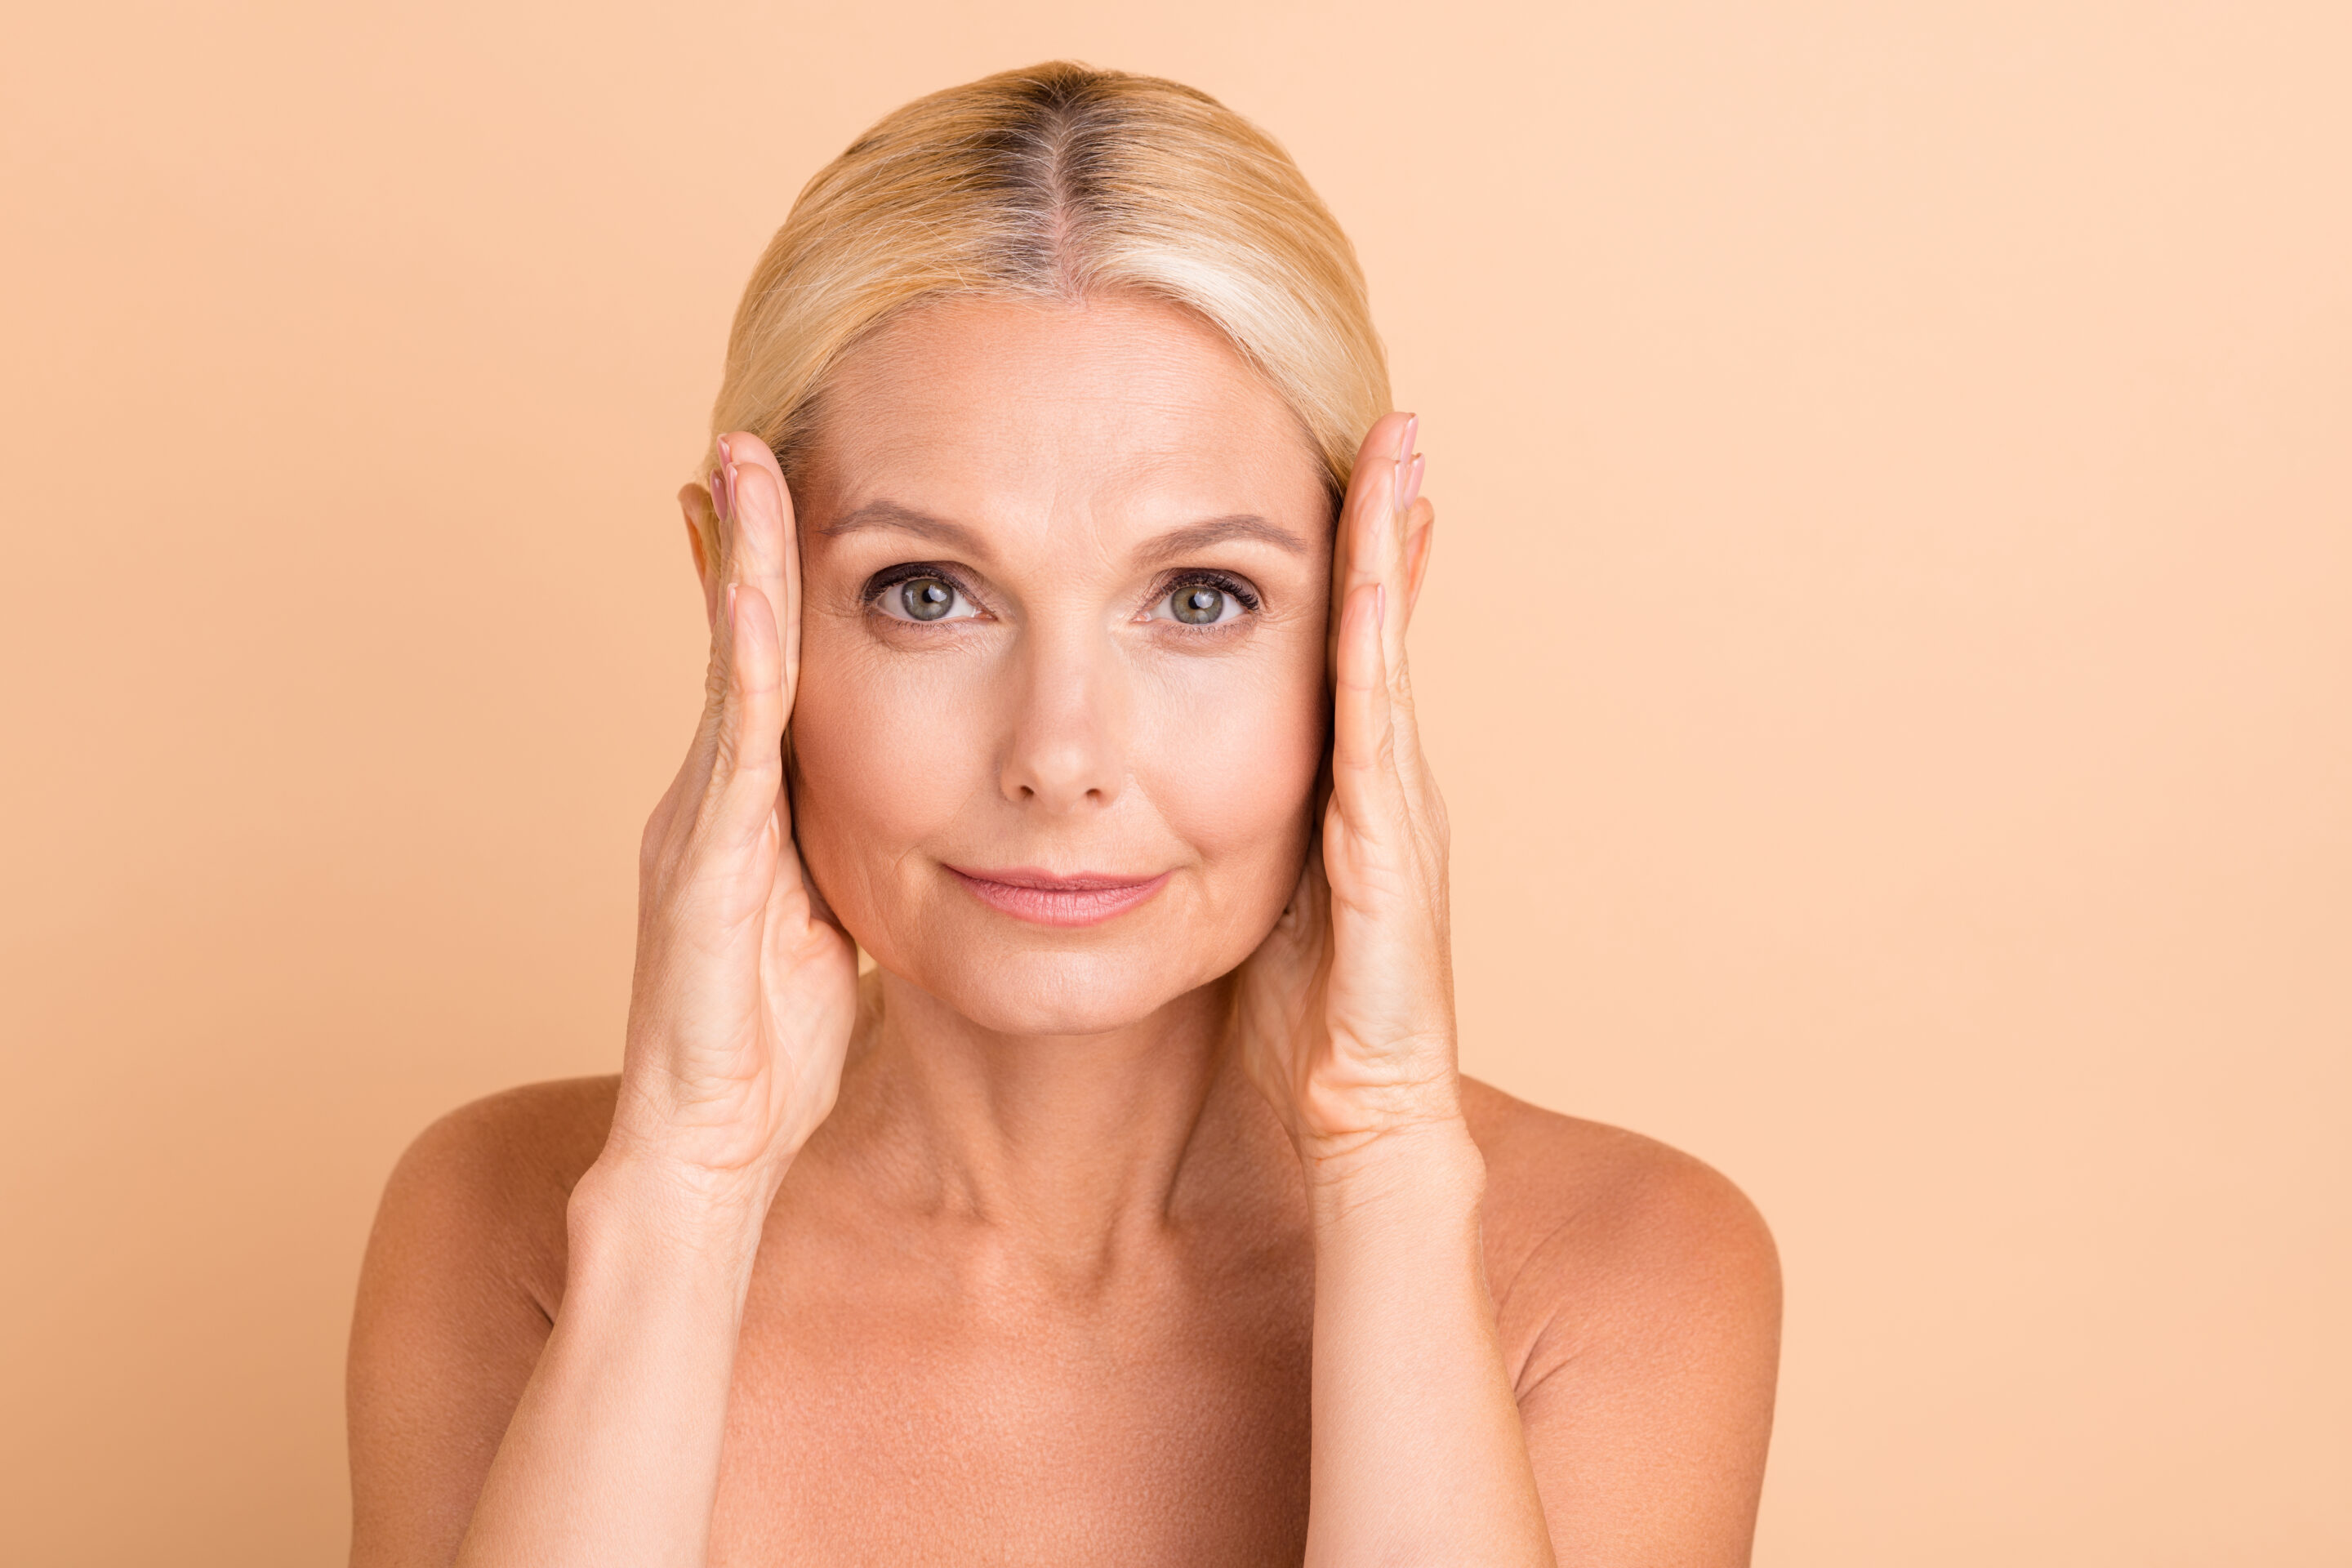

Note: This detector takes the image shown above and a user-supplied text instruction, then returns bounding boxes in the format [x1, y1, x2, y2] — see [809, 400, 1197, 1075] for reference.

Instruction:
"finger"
[1383, 494, 1436, 781]
[1329, 578, 1407, 854]
[714, 434, 801, 714]
[684, 434, 791, 797]
[701, 579, 786, 853]
[1334, 415, 1437, 796]
[1378, 426, 1419, 679]
[1336, 415, 1428, 673]
[691, 453, 744, 733]
[706, 437, 779, 639]
[1330, 413, 1415, 652]
[1402, 497, 1436, 621]
[657, 482, 729, 838]
[644, 479, 736, 872]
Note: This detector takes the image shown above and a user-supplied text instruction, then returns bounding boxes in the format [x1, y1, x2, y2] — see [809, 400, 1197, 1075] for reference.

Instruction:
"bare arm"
[1239, 415, 1553, 1565]
[1239, 417, 1778, 1564]
[1297, 1112, 1780, 1567]
[1302, 1128, 1553, 1566]
[350, 435, 857, 1566]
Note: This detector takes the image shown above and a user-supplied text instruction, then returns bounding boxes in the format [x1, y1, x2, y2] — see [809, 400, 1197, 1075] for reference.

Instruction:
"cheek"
[788, 604, 1328, 969]
[786, 620, 991, 909]
[1137, 644, 1326, 873]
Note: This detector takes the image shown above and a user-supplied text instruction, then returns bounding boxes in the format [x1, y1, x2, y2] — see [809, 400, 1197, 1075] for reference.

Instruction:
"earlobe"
[677, 481, 721, 626]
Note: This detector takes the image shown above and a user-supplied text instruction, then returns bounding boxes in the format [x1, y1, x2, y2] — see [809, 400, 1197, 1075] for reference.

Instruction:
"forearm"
[1305, 1122, 1554, 1568]
[453, 1156, 774, 1568]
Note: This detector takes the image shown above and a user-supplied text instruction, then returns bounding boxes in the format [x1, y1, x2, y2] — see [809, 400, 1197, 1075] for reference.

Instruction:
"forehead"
[804, 294, 1330, 542]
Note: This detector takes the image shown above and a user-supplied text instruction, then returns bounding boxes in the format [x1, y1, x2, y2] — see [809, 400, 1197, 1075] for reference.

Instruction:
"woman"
[348, 62, 1780, 1566]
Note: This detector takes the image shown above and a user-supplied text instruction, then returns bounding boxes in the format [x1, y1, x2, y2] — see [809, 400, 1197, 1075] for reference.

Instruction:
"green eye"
[900, 578, 956, 621]
[1171, 585, 1226, 625]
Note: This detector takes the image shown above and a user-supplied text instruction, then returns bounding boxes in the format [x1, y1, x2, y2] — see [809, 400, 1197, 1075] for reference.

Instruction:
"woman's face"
[785, 294, 1334, 1036]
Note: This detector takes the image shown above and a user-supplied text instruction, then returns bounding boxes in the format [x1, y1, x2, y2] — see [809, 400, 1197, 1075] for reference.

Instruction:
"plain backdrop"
[2, 2, 2347, 1563]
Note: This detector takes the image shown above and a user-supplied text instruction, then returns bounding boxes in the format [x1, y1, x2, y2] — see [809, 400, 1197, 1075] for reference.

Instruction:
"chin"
[880, 925, 1234, 1037]
[935, 949, 1200, 1036]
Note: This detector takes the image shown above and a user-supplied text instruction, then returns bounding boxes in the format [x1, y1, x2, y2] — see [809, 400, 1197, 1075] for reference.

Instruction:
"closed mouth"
[943, 866, 1172, 928]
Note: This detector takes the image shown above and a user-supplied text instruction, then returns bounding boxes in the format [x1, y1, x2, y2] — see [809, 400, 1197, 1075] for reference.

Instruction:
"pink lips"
[946, 866, 1171, 928]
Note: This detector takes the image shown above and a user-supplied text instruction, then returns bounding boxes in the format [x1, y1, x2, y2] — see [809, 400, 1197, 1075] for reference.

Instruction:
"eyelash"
[1160, 570, 1261, 617]
[860, 561, 975, 612]
[858, 565, 1263, 622]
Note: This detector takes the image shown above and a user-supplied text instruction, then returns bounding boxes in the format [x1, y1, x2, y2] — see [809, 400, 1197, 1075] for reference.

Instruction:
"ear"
[677, 479, 721, 626]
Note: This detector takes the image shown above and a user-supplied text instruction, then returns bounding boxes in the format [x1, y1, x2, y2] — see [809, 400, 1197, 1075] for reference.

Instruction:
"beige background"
[2, 2, 2346, 1562]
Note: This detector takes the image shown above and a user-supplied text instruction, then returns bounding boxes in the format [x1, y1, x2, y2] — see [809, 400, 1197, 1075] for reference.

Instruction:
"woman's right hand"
[434, 437, 855, 1568]
[603, 432, 859, 1212]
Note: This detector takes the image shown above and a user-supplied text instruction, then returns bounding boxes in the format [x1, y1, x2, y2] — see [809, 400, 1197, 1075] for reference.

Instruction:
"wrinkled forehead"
[798, 294, 1331, 560]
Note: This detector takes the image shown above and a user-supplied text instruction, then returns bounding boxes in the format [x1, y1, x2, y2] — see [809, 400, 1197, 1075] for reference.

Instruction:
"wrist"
[568, 1146, 782, 1285]
[1302, 1115, 1486, 1232]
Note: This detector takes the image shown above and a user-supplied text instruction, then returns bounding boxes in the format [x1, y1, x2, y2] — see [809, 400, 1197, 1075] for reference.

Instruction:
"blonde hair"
[706, 60, 1388, 500]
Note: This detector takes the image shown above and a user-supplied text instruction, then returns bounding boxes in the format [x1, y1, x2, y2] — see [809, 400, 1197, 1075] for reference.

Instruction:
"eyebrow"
[817, 500, 990, 555]
[817, 500, 1307, 564]
[1134, 514, 1307, 564]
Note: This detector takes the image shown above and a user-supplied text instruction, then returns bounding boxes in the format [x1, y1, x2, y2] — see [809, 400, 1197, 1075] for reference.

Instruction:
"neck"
[817, 969, 1283, 1269]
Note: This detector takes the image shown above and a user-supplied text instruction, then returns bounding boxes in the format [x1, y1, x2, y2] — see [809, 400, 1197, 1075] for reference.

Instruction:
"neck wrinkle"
[832, 968, 1263, 1269]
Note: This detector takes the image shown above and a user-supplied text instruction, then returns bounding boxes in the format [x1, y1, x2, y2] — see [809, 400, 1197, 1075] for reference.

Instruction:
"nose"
[998, 622, 1129, 814]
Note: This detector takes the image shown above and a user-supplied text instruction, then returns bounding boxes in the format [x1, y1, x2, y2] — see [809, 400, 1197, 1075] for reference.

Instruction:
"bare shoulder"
[348, 1077, 621, 1566]
[1459, 1077, 1780, 1361]
[387, 1074, 621, 1202]
[370, 1076, 621, 1285]
[1456, 1086, 1780, 1553]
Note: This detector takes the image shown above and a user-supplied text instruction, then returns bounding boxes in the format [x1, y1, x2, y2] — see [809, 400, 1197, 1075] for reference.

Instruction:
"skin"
[347, 294, 1782, 1566]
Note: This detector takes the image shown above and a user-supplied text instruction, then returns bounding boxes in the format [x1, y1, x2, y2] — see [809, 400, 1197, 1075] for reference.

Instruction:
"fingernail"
[1394, 413, 1418, 464]
[1400, 452, 1425, 513]
[709, 468, 730, 523]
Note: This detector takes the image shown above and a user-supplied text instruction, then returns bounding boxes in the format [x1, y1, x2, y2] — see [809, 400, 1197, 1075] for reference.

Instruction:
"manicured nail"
[709, 468, 730, 523]
[1394, 413, 1418, 463]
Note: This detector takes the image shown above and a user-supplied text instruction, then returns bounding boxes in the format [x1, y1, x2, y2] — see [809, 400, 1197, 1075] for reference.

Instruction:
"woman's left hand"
[1236, 412, 1463, 1183]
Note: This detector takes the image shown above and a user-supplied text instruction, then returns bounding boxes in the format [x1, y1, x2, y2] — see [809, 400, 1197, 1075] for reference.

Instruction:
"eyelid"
[1156, 567, 1261, 611]
[1144, 567, 1260, 627]
[860, 560, 973, 602]
[860, 562, 1263, 624]
[864, 561, 986, 621]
